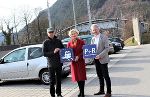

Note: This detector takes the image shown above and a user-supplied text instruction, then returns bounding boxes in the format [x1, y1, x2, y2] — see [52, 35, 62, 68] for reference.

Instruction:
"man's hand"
[54, 48, 60, 53]
[95, 55, 102, 60]
[74, 56, 79, 62]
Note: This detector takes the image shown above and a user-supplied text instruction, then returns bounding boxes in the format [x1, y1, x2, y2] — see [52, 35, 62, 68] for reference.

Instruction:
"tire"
[62, 71, 70, 78]
[85, 58, 94, 65]
[0, 80, 4, 86]
[40, 69, 50, 85]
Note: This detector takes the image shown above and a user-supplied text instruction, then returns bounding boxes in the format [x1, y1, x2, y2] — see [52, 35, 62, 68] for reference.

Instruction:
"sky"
[0, 0, 57, 18]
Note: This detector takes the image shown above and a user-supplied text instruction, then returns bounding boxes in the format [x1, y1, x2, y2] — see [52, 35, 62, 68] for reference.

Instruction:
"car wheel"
[40, 69, 50, 85]
[85, 58, 94, 65]
[0, 80, 4, 86]
[62, 71, 70, 78]
[88, 59, 94, 65]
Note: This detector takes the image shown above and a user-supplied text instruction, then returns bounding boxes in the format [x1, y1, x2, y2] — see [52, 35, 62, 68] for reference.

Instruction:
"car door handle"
[27, 63, 29, 67]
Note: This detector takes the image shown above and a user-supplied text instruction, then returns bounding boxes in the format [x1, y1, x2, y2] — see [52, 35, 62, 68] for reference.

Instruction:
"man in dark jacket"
[43, 28, 64, 97]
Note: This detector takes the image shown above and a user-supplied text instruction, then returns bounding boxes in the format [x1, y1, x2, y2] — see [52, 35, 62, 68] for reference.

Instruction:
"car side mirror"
[0, 59, 4, 64]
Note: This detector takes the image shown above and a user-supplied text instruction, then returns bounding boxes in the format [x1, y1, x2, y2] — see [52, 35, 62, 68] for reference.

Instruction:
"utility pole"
[87, 0, 92, 34]
[72, 0, 77, 29]
[116, 4, 123, 37]
[87, 0, 92, 30]
[47, 0, 52, 28]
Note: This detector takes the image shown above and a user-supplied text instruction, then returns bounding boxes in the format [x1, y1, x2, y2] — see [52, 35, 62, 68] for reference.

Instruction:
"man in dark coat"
[43, 28, 64, 97]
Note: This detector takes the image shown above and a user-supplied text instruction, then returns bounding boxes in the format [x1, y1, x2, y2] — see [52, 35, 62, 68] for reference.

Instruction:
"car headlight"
[113, 42, 121, 46]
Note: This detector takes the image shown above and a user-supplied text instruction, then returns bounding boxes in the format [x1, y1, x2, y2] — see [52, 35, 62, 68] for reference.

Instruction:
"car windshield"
[81, 37, 92, 44]
[62, 38, 70, 43]
[62, 35, 93, 45]
[3, 48, 26, 63]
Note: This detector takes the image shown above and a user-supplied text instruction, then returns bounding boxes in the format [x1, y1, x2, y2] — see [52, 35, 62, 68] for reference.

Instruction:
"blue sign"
[60, 48, 74, 63]
[83, 44, 97, 58]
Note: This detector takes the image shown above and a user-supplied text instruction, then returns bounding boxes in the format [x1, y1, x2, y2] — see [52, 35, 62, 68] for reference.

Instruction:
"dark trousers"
[48, 66, 62, 96]
[77, 81, 85, 96]
[94, 59, 111, 94]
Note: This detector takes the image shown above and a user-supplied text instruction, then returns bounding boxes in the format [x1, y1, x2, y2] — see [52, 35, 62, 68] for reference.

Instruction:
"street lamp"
[47, 0, 52, 28]
[72, 0, 77, 29]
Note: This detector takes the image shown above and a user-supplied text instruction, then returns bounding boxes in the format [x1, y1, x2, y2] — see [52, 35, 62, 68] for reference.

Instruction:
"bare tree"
[20, 6, 33, 44]
[12, 11, 21, 45]
[33, 7, 43, 42]
[0, 19, 13, 45]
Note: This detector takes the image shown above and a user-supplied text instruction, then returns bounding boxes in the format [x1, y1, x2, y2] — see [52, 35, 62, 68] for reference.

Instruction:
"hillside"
[19, 0, 150, 44]
[39, 0, 106, 29]
[39, 0, 150, 29]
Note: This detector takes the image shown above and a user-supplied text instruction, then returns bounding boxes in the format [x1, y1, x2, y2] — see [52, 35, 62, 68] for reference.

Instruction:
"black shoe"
[78, 94, 85, 97]
[51, 95, 55, 97]
[94, 91, 105, 95]
[80, 94, 85, 97]
[57, 94, 63, 97]
[78, 92, 85, 97]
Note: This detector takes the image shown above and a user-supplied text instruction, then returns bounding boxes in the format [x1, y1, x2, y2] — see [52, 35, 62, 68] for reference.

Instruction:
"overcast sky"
[0, 0, 57, 18]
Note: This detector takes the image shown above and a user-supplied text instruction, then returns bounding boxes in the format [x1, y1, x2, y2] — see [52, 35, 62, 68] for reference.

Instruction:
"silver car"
[0, 44, 70, 85]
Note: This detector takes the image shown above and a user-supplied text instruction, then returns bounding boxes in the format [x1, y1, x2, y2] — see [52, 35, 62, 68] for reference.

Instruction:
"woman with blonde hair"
[67, 29, 87, 97]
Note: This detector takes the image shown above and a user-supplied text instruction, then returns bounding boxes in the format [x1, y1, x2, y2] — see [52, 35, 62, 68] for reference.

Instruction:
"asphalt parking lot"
[1, 45, 150, 97]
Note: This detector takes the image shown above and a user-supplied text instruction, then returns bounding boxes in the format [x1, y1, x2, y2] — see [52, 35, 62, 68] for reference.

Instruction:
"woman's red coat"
[67, 38, 87, 82]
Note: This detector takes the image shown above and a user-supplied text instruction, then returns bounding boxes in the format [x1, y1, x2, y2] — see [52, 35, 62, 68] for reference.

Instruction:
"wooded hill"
[19, 0, 150, 44]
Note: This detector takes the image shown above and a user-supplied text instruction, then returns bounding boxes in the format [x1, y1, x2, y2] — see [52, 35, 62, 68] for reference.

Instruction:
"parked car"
[61, 37, 70, 43]
[0, 44, 70, 85]
[110, 37, 124, 49]
[108, 40, 115, 54]
[109, 38, 122, 52]
[62, 35, 92, 44]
